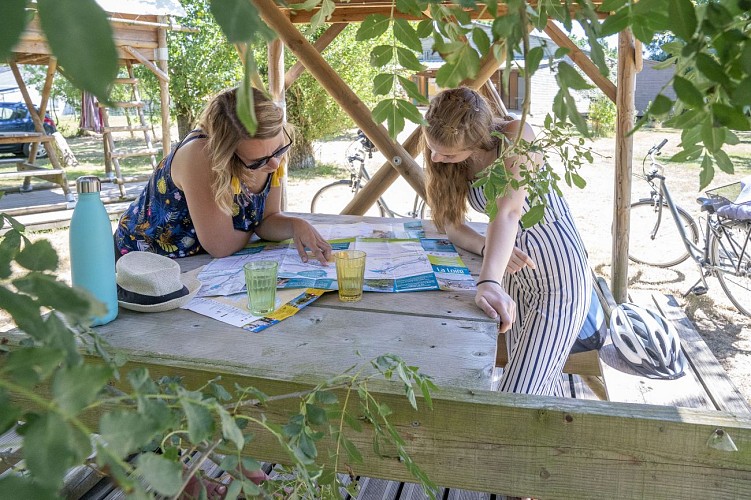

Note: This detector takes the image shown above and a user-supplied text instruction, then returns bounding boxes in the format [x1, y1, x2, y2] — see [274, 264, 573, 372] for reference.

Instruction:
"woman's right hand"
[475, 281, 516, 332]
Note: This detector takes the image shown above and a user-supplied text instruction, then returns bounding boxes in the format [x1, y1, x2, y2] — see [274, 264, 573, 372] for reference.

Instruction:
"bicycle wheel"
[310, 180, 385, 217]
[628, 199, 699, 268]
[416, 198, 430, 219]
[711, 222, 751, 317]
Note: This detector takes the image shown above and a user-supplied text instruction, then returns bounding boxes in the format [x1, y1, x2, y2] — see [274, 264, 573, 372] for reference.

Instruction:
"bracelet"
[480, 244, 485, 257]
[476, 279, 501, 287]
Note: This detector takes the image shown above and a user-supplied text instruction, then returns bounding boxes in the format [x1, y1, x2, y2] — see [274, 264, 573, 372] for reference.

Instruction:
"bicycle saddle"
[696, 196, 726, 214]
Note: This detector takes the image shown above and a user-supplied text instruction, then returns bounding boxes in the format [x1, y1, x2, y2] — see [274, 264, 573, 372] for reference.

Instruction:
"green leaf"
[0, 230, 22, 279]
[630, 16, 655, 44]
[733, 77, 751, 106]
[180, 396, 215, 443]
[370, 45, 393, 67]
[0, 390, 20, 435]
[695, 53, 728, 86]
[372, 99, 405, 137]
[395, 98, 425, 125]
[712, 103, 751, 131]
[24, 413, 90, 490]
[397, 75, 429, 105]
[701, 118, 725, 152]
[663, 108, 705, 129]
[100, 410, 160, 457]
[521, 204, 546, 228]
[306, 404, 328, 425]
[14, 274, 95, 319]
[557, 62, 592, 91]
[0, 0, 27, 62]
[38, 0, 117, 101]
[649, 94, 673, 116]
[217, 406, 245, 450]
[52, 363, 112, 416]
[699, 154, 714, 191]
[4, 347, 65, 387]
[525, 46, 544, 76]
[315, 390, 338, 405]
[0, 287, 44, 340]
[571, 173, 587, 189]
[15, 238, 58, 272]
[397, 0, 426, 17]
[668, 0, 698, 40]
[136, 452, 184, 497]
[393, 18, 423, 52]
[416, 19, 433, 39]
[742, 42, 751, 75]
[396, 47, 426, 72]
[356, 14, 390, 41]
[340, 436, 364, 463]
[472, 27, 491, 56]
[673, 76, 704, 108]
[713, 150, 735, 175]
[309, 0, 336, 30]
[210, 0, 270, 43]
[373, 73, 394, 96]
[0, 476, 56, 500]
[298, 430, 318, 460]
[237, 52, 258, 136]
[599, 0, 629, 12]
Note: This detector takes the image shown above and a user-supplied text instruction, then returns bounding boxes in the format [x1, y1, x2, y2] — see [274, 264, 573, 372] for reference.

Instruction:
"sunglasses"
[238, 128, 292, 170]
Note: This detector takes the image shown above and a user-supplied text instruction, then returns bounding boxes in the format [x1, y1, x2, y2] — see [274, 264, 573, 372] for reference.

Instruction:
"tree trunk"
[288, 135, 315, 171]
[176, 111, 193, 141]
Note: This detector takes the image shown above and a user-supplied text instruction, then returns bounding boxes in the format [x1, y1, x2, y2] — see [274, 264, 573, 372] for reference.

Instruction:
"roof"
[95, 0, 186, 17]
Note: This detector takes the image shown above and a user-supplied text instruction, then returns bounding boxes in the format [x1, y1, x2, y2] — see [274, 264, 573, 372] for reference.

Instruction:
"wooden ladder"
[100, 61, 159, 197]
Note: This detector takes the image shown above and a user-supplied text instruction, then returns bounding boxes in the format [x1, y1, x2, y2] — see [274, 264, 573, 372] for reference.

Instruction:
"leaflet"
[184, 288, 327, 332]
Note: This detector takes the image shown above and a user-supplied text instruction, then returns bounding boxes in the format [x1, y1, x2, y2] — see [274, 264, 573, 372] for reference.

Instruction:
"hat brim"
[118, 275, 201, 313]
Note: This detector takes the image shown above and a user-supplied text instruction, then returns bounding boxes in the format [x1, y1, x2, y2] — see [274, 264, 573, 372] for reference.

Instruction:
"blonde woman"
[423, 87, 591, 396]
[115, 87, 331, 263]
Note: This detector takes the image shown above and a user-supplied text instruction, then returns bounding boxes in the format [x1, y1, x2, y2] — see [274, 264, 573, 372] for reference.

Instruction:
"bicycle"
[627, 139, 751, 317]
[310, 129, 428, 219]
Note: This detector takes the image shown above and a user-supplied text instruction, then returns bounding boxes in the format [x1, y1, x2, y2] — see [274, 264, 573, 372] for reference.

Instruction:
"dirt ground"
[2, 124, 751, 406]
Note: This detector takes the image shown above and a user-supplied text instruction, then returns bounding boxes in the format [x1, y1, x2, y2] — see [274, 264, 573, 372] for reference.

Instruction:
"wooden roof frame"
[256, 0, 635, 303]
[6, 9, 186, 160]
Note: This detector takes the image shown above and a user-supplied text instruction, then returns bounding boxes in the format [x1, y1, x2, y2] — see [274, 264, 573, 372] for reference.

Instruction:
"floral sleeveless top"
[115, 131, 283, 259]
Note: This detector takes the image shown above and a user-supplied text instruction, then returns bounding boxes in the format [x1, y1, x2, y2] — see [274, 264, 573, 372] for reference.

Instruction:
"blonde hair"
[196, 87, 284, 214]
[423, 87, 506, 231]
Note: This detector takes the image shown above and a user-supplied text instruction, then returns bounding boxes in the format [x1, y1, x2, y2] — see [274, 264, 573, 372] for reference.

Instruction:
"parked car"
[0, 102, 57, 158]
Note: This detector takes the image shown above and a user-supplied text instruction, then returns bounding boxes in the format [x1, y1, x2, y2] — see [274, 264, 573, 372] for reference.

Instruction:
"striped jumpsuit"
[469, 187, 592, 396]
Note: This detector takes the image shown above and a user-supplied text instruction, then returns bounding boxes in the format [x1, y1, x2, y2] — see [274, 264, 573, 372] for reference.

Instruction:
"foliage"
[0, 213, 438, 498]
[588, 96, 617, 138]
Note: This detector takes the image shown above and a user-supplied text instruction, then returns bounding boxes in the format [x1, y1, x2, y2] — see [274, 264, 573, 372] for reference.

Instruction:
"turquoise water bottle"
[69, 176, 118, 326]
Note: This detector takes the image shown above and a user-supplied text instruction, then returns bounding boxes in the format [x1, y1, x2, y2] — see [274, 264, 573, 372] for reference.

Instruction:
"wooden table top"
[95, 213, 498, 391]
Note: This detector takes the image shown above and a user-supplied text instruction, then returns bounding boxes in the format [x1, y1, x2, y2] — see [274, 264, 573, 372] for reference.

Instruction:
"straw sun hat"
[116, 251, 201, 313]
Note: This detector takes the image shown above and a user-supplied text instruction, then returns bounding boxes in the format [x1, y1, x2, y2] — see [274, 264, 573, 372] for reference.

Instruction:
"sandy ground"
[2, 124, 751, 406]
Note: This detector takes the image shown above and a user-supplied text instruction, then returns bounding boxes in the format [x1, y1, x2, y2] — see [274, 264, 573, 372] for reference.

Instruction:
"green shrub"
[588, 96, 616, 138]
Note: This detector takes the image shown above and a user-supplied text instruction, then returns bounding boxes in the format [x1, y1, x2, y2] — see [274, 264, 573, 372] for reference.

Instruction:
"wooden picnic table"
[98, 213, 496, 391]
[6, 213, 751, 498]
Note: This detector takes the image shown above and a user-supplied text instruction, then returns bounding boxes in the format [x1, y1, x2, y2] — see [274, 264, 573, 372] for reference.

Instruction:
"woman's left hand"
[475, 281, 516, 332]
[291, 219, 332, 265]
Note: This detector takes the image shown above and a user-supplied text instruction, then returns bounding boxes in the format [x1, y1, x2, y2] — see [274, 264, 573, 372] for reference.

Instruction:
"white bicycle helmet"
[609, 303, 686, 379]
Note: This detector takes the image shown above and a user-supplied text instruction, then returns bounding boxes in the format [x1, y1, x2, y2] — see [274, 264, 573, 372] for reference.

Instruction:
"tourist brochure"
[184, 287, 327, 332]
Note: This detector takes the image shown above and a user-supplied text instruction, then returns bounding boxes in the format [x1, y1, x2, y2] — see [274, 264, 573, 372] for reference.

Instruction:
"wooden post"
[253, 0, 426, 210]
[341, 47, 507, 215]
[156, 18, 171, 152]
[268, 38, 287, 209]
[612, 30, 637, 303]
[544, 21, 617, 103]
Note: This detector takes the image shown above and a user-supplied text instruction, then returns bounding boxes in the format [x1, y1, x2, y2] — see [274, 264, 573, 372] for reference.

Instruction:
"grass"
[288, 163, 347, 180]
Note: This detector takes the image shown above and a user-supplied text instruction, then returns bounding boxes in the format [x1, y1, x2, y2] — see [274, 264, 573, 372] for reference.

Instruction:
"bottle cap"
[76, 176, 102, 194]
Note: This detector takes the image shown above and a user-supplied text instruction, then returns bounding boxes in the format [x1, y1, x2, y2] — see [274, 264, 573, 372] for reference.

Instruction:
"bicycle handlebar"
[648, 138, 668, 155]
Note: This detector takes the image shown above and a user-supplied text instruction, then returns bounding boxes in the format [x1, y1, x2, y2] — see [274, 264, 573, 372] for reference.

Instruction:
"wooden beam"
[285, 23, 346, 89]
[342, 45, 506, 216]
[253, 0, 426, 207]
[612, 30, 637, 303]
[544, 21, 617, 103]
[268, 38, 288, 209]
[157, 16, 171, 152]
[122, 45, 170, 83]
[40, 354, 751, 499]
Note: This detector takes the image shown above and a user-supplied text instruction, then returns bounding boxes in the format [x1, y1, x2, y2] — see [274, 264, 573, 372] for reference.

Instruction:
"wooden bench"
[0, 132, 73, 202]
